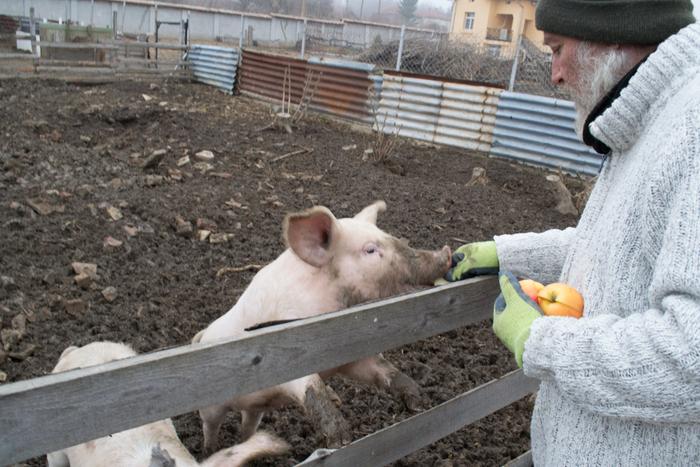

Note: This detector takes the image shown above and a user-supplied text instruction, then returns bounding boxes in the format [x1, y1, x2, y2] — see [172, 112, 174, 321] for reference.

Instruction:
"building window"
[464, 12, 475, 31]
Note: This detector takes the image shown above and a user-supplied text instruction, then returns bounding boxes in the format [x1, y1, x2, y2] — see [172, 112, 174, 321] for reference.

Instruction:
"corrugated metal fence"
[187, 45, 238, 94]
[491, 92, 602, 175]
[239, 49, 380, 123]
[377, 72, 501, 153]
[187, 48, 600, 176]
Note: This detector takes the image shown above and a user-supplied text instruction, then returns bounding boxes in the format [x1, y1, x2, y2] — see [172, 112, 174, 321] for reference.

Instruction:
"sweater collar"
[587, 22, 700, 155]
[582, 59, 646, 155]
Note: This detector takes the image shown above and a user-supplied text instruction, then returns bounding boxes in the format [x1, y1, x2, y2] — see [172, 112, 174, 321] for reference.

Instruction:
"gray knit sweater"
[494, 23, 700, 466]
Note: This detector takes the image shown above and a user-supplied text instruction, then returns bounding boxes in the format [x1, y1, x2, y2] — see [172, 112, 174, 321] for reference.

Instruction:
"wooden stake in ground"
[546, 174, 578, 216]
[270, 147, 312, 164]
[465, 167, 489, 187]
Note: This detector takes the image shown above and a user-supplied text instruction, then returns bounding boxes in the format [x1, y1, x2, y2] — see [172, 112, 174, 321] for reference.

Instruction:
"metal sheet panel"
[187, 45, 238, 94]
[491, 91, 603, 175]
[239, 50, 379, 123]
[377, 73, 501, 153]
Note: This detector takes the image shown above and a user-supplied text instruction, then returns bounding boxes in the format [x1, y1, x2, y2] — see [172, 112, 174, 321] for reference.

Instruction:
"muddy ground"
[0, 77, 587, 466]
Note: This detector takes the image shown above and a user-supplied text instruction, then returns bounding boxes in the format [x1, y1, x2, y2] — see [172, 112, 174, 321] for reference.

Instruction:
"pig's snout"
[410, 245, 452, 285]
[440, 245, 452, 271]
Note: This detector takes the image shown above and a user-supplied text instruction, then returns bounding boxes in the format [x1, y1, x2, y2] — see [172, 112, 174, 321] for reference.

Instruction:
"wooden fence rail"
[299, 370, 538, 466]
[0, 276, 537, 466]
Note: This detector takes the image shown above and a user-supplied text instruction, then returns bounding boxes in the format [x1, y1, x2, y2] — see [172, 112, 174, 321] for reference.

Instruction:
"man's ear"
[353, 200, 386, 225]
[284, 206, 337, 267]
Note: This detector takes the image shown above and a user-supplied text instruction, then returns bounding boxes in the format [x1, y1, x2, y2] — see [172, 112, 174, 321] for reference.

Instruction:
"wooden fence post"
[29, 7, 36, 58]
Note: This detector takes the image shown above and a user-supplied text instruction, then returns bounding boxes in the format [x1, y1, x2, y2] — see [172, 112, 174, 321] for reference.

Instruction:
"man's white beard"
[565, 43, 635, 137]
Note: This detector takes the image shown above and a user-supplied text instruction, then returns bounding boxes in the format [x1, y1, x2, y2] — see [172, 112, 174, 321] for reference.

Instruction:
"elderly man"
[446, 1, 700, 465]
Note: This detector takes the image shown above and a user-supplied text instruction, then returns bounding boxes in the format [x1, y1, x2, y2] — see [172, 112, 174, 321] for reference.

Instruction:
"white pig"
[46, 341, 289, 467]
[194, 201, 451, 452]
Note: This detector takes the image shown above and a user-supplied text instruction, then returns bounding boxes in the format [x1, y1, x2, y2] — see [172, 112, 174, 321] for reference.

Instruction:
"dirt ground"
[0, 77, 587, 466]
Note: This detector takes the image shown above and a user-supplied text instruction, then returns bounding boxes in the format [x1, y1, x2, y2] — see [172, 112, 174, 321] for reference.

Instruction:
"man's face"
[544, 32, 585, 88]
[544, 32, 629, 136]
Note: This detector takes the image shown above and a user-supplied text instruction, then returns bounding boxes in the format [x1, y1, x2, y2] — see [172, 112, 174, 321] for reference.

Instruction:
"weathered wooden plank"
[33, 42, 120, 50]
[0, 277, 499, 465]
[34, 66, 115, 75]
[33, 59, 111, 68]
[297, 370, 539, 467]
[32, 41, 188, 51]
[0, 53, 34, 60]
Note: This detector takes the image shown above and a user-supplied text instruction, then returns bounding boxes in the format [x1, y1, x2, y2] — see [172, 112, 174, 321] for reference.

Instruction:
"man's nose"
[551, 61, 564, 85]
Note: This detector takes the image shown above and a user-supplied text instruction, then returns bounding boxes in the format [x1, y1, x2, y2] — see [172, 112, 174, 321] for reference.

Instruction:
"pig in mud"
[194, 201, 451, 452]
[47, 342, 289, 467]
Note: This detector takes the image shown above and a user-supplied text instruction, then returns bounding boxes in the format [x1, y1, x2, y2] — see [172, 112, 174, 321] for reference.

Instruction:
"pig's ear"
[353, 200, 386, 225]
[284, 206, 337, 267]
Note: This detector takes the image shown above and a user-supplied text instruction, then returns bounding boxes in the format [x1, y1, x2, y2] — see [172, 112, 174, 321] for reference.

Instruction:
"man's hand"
[493, 271, 543, 368]
[444, 241, 499, 281]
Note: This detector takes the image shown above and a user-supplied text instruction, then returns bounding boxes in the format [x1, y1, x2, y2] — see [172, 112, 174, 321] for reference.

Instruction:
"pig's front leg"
[325, 355, 422, 412]
[286, 375, 352, 448]
[199, 403, 230, 454]
[47, 450, 69, 467]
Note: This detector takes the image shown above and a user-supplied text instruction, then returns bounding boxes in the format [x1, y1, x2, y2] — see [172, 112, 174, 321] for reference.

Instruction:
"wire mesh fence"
[251, 23, 569, 100]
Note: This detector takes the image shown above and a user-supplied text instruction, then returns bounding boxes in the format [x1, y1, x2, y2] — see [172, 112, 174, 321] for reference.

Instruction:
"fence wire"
[256, 25, 570, 100]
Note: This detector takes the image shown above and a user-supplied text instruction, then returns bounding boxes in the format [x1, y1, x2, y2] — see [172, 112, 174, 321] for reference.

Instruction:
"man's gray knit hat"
[535, 0, 696, 44]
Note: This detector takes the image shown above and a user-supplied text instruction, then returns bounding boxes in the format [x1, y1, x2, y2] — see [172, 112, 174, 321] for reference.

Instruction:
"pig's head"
[284, 201, 451, 307]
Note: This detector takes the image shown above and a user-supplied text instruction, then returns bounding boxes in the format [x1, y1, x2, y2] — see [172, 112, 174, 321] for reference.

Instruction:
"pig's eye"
[363, 243, 379, 255]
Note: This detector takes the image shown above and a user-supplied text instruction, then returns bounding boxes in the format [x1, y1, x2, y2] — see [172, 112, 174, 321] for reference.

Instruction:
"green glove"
[444, 241, 499, 282]
[493, 271, 543, 368]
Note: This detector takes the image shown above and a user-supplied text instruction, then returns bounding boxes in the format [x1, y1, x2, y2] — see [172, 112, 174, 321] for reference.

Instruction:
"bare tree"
[399, 0, 418, 24]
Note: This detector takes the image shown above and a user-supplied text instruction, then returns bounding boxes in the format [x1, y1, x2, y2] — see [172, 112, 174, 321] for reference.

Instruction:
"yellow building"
[449, 0, 546, 56]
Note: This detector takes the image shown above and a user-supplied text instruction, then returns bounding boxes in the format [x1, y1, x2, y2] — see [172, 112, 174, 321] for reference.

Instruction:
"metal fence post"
[121, 0, 126, 34]
[508, 33, 523, 91]
[300, 18, 307, 59]
[395, 24, 405, 71]
[29, 7, 36, 57]
[239, 15, 245, 49]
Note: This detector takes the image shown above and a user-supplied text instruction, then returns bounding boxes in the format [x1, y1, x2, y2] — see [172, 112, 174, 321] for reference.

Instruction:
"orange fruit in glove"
[536, 283, 584, 318]
[519, 279, 545, 302]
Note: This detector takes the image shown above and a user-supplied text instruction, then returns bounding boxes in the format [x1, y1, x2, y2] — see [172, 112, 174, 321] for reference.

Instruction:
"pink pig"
[47, 342, 289, 467]
[193, 201, 451, 452]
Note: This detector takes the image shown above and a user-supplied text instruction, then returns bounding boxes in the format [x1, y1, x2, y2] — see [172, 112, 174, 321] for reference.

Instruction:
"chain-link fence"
[249, 21, 569, 100]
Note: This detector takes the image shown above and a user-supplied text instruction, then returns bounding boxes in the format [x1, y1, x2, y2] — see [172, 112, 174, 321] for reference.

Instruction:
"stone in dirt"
[63, 299, 88, 316]
[145, 175, 166, 186]
[74, 272, 93, 290]
[209, 233, 233, 244]
[101, 287, 118, 302]
[196, 218, 217, 231]
[8, 344, 36, 361]
[103, 236, 123, 249]
[195, 150, 215, 161]
[11, 314, 26, 335]
[26, 198, 65, 216]
[196, 230, 211, 241]
[142, 149, 168, 169]
[174, 215, 193, 236]
[71, 262, 98, 280]
[106, 206, 123, 221]
[1, 328, 22, 350]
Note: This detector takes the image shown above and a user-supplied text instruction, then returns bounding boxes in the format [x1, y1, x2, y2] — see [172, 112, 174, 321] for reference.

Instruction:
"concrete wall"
[1, 0, 443, 46]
